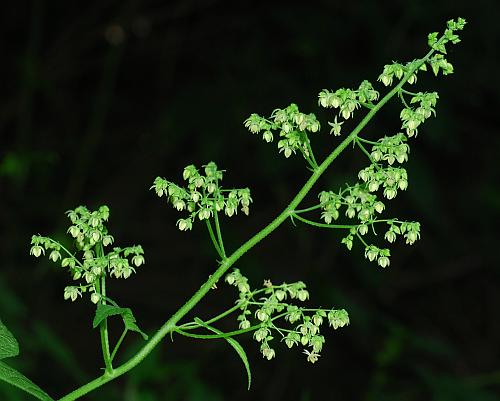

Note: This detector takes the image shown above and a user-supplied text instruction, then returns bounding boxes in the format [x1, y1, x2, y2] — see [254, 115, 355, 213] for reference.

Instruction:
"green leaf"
[0, 319, 19, 359]
[92, 304, 124, 328]
[0, 322, 53, 400]
[121, 309, 148, 340]
[93, 304, 148, 340]
[194, 317, 252, 390]
[0, 362, 54, 401]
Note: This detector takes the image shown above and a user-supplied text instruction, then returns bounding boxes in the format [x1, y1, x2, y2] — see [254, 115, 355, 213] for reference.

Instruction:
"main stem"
[58, 49, 435, 401]
[97, 246, 113, 373]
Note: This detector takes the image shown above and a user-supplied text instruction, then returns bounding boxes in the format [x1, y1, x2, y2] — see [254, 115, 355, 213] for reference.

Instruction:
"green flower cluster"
[378, 18, 465, 91]
[152, 162, 252, 231]
[319, 185, 385, 225]
[358, 165, 408, 198]
[313, 164, 419, 268]
[427, 18, 466, 76]
[400, 91, 439, 137]
[368, 133, 409, 165]
[30, 206, 145, 303]
[378, 61, 421, 87]
[384, 220, 421, 245]
[318, 80, 379, 120]
[244, 103, 320, 159]
[225, 269, 349, 363]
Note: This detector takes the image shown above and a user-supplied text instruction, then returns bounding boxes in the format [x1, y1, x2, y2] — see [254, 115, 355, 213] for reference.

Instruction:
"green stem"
[98, 276, 113, 373]
[359, 101, 375, 110]
[398, 89, 411, 108]
[400, 88, 419, 96]
[355, 232, 370, 248]
[355, 137, 381, 170]
[179, 302, 242, 330]
[356, 136, 380, 146]
[44, 238, 84, 268]
[293, 204, 324, 214]
[213, 209, 226, 258]
[305, 138, 319, 171]
[292, 213, 356, 229]
[58, 42, 437, 401]
[110, 328, 128, 362]
[205, 220, 224, 259]
[174, 324, 259, 339]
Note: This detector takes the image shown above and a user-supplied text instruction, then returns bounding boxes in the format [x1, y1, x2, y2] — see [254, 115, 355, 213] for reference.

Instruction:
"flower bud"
[358, 224, 369, 236]
[378, 256, 390, 268]
[239, 320, 251, 329]
[262, 131, 273, 143]
[358, 209, 371, 222]
[30, 245, 44, 257]
[385, 230, 397, 243]
[90, 293, 101, 304]
[368, 181, 380, 192]
[275, 289, 286, 301]
[89, 216, 100, 228]
[398, 179, 408, 190]
[313, 315, 323, 326]
[132, 255, 145, 267]
[91, 230, 101, 242]
[103, 235, 114, 247]
[297, 289, 309, 302]
[384, 187, 397, 200]
[345, 207, 356, 219]
[256, 309, 269, 322]
[374, 201, 385, 213]
[301, 335, 310, 346]
[68, 226, 80, 238]
[405, 231, 419, 245]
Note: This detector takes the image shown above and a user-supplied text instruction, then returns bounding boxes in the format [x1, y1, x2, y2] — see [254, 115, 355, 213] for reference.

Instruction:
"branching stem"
[58, 37, 441, 401]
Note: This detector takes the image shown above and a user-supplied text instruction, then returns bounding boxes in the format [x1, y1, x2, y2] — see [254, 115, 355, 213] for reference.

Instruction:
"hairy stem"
[58, 43, 437, 401]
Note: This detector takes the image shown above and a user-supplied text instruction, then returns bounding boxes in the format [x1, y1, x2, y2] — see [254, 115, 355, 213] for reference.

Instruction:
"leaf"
[121, 309, 148, 340]
[194, 317, 252, 390]
[0, 319, 19, 359]
[0, 321, 54, 400]
[92, 304, 124, 328]
[0, 362, 54, 401]
[93, 304, 148, 340]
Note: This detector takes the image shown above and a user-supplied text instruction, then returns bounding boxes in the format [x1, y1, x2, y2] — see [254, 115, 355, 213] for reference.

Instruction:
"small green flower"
[90, 293, 101, 304]
[303, 349, 320, 363]
[64, 286, 81, 302]
[30, 245, 44, 258]
[328, 309, 350, 329]
[132, 255, 145, 267]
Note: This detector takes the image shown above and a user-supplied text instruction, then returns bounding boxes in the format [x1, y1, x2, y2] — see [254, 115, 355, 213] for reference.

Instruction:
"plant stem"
[292, 213, 355, 229]
[205, 220, 224, 259]
[293, 203, 324, 214]
[99, 276, 113, 373]
[44, 238, 84, 268]
[356, 136, 380, 146]
[305, 138, 319, 170]
[179, 302, 242, 330]
[110, 328, 128, 362]
[355, 137, 381, 169]
[58, 43, 437, 401]
[213, 209, 226, 258]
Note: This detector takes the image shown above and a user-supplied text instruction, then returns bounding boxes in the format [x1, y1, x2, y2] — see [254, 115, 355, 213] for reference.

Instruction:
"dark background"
[1, 1, 499, 400]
